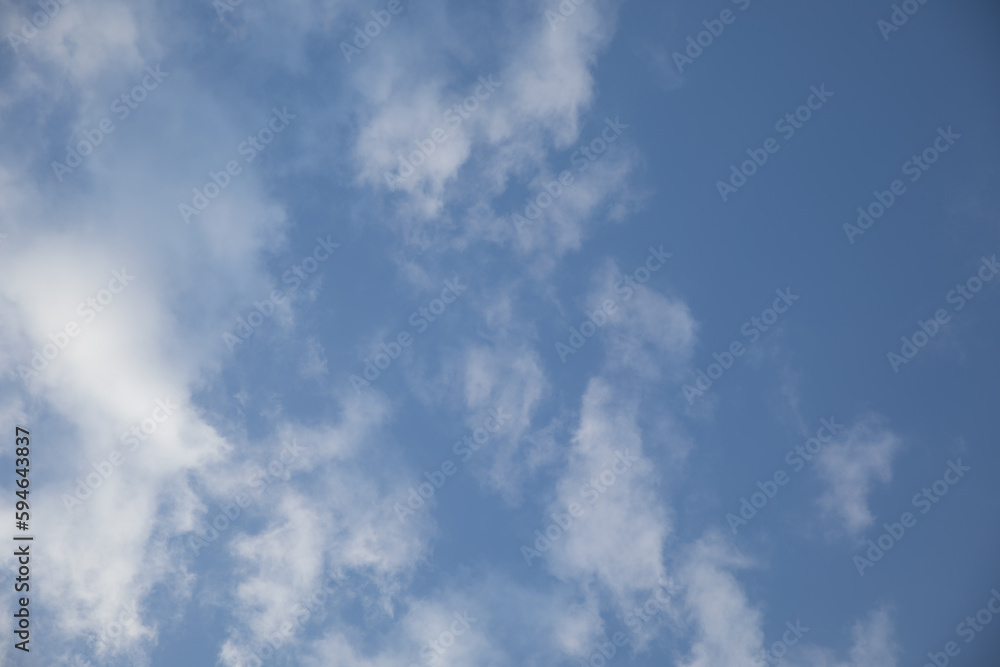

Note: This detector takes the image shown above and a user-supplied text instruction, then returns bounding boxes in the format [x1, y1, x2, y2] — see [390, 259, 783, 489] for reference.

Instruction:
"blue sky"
[1, 0, 999, 665]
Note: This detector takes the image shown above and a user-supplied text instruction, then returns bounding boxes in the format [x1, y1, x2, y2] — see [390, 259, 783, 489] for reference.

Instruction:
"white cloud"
[675, 531, 763, 667]
[782, 607, 899, 667]
[298, 571, 607, 667]
[815, 416, 901, 536]
[511, 149, 644, 264]
[458, 342, 550, 500]
[213, 412, 433, 666]
[674, 534, 899, 667]
[345, 0, 634, 252]
[543, 378, 670, 606]
[841, 607, 898, 667]
[3, 1, 146, 89]
[589, 258, 697, 379]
